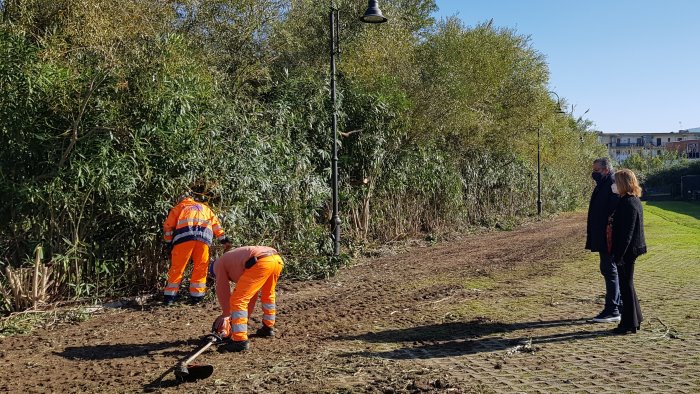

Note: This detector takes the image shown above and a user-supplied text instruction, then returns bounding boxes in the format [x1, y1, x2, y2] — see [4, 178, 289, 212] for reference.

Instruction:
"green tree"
[1, 0, 607, 311]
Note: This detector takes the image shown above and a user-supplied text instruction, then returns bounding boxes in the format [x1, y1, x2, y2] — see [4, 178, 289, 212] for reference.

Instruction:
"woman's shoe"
[612, 325, 638, 335]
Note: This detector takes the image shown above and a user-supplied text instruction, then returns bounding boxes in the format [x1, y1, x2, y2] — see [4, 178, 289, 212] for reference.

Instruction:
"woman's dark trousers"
[618, 254, 643, 329]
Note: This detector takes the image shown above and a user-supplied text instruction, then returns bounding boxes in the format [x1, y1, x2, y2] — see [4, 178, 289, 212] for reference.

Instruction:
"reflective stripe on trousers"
[230, 310, 249, 340]
[189, 281, 206, 297]
[164, 282, 180, 296]
[228, 254, 283, 341]
[262, 302, 276, 326]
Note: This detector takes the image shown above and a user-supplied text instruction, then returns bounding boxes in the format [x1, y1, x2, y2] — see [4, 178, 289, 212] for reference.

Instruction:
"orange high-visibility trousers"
[229, 254, 283, 341]
[164, 240, 210, 299]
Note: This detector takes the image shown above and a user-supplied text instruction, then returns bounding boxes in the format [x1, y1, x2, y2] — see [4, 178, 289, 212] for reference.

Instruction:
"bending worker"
[211, 246, 283, 352]
[162, 193, 231, 305]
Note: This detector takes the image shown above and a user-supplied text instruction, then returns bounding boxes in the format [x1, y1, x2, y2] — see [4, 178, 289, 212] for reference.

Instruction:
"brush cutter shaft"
[182, 336, 217, 366]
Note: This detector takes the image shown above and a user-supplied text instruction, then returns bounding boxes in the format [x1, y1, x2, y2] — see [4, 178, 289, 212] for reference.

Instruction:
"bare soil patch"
[1, 213, 590, 393]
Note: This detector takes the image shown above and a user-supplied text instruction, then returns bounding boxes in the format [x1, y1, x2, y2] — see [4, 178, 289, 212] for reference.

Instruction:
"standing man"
[585, 158, 621, 323]
[163, 191, 231, 305]
[211, 246, 284, 352]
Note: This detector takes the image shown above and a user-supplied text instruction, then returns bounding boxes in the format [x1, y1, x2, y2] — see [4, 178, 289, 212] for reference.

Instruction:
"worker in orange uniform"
[163, 193, 231, 305]
[210, 246, 283, 352]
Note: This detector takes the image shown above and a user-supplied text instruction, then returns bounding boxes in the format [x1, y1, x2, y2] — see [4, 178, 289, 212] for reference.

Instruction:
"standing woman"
[610, 169, 647, 334]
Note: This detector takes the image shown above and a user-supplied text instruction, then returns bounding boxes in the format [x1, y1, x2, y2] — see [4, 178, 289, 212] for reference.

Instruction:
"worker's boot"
[189, 296, 204, 305]
[255, 325, 275, 338]
[163, 295, 177, 306]
[220, 339, 250, 353]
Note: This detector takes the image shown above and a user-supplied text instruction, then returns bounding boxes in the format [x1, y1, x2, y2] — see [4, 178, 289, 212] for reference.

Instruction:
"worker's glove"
[164, 242, 173, 255]
[212, 315, 231, 339]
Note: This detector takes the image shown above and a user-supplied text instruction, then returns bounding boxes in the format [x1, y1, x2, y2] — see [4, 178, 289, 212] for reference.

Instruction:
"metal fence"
[681, 175, 700, 200]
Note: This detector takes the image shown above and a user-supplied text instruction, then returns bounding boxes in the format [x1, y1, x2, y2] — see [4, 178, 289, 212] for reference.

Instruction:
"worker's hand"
[220, 236, 232, 252]
[164, 242, 173, 255]
[212, 315, 231, 339]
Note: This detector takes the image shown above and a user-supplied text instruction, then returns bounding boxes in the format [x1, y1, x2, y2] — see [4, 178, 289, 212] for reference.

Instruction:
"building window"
[616, 150, 620, 155]
[657, 138, 661, 146]
[678, 138, 683, 141]
[657, 150, 661, 155]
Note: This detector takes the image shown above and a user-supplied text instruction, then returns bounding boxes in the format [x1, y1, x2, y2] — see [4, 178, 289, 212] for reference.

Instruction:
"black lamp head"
[548, 91, 565, 114]
[360, 0, 387, 23]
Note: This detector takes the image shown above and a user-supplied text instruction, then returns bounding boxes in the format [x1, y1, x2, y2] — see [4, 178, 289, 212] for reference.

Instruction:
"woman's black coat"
[585, 174, 619, 252]
[611, 194, 647, 263]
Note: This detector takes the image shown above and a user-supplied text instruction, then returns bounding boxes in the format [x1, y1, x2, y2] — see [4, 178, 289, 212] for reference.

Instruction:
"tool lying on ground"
[173, 334, 221, 382]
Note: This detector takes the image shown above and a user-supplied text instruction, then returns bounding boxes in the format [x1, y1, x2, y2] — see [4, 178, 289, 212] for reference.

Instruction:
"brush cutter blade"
[174, 363, 214, 382]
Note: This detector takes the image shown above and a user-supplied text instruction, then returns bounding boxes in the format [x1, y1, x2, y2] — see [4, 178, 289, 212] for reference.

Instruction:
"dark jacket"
[585, 173, 620, 252]
[611, 194, 647, 262]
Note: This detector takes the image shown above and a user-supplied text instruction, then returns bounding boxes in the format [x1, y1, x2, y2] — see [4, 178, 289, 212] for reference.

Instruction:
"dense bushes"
[642, 160, 700, 198]
[0, 0, 606, 310]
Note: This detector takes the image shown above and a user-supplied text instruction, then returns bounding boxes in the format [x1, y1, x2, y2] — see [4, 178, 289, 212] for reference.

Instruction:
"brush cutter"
[173, 334, 220, 382]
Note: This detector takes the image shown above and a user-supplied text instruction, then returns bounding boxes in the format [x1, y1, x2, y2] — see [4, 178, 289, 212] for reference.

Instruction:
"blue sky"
[432, 0, 700, 133]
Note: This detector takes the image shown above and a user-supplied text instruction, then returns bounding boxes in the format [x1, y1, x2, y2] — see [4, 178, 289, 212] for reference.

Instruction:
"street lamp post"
[330, 0, 387, 255]
[537, 126, 542, 216]
[537, 91, 565, 217]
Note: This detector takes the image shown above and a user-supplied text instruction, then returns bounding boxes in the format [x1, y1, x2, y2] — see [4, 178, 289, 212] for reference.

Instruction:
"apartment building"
[667, 140, 700, 159]
[598, 129, 700, 162]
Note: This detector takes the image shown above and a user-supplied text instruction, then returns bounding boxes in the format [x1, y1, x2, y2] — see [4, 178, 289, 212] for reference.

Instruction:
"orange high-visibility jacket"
[163, 198, 226, 247]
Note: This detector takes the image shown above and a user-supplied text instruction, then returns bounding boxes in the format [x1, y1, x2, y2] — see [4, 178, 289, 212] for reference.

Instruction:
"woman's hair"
[615, 169, 642, 197]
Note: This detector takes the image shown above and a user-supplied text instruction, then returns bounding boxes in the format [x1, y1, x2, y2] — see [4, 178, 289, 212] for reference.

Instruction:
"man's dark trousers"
[599, 251, 621, 313]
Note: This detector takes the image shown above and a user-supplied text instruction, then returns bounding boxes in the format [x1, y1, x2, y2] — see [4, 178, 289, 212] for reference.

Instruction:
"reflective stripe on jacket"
[163, 198, 226, 246]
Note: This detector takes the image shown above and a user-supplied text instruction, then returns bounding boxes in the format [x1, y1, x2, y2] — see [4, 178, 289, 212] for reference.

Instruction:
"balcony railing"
[611, 142, 646, 147]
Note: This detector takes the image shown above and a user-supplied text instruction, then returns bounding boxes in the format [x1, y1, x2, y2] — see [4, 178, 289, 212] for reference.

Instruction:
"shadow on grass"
[338, 318, 612, 359]
[646, 200, 700, 219]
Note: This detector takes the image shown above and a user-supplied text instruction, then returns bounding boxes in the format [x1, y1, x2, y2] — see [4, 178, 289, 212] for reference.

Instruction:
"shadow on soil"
[339, 318, 613, 359]
[56, 338, 216, 391]
[55, 339, 192, 361]
[143, 366, 185, 392]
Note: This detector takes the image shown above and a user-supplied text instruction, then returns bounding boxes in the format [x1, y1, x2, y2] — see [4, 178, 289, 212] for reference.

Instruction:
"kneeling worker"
[211, 246, 284, 352]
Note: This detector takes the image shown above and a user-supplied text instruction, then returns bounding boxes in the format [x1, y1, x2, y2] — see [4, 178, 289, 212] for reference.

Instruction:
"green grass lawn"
[639, 201, 700, 286]
[645, 200, 700, 230]
[469, 201, 700, 323]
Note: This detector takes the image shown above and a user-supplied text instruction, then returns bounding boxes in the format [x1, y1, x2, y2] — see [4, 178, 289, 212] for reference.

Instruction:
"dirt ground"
[1, 212, 698, 393]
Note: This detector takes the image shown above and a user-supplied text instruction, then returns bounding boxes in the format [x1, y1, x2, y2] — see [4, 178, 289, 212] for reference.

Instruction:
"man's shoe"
[163, 295, 177, 306]
[255, 325, 275, 338]
[590, 311, 621, 323]
[220, 340, 250, 353]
